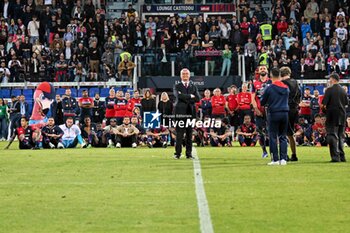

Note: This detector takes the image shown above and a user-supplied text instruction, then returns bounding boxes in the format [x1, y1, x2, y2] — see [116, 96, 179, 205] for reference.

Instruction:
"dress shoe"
[290, 154, 298, 161]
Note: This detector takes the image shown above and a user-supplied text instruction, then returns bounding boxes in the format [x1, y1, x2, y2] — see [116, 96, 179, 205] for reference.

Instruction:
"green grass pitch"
[0, 142, 349, 233]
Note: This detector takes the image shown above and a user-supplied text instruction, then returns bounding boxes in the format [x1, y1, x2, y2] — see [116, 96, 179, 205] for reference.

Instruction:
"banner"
[138, 75, 242, 90]
[143, 4, 235, 13]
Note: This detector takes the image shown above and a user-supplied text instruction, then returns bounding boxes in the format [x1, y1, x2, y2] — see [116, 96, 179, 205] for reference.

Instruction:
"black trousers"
[116, 135, 136, 147]
[175, 125, 193, 157]
[326, 125, 346, 161]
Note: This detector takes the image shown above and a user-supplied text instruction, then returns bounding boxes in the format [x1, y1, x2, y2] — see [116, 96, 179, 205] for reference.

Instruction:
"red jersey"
[79, 97, 93, 107]
[114, 97, 128, 117]
[294, 124, 302, 132]
[240, 122, 256, 134]
[277, 21, 288, 33]
[240, 22, 250, 36]
[300, 95, 312, 115]
[105, 96, 117, 118]
[252, 78, 272, 112]
[236, 92, 252, 110]
[226, 94, 238, 112]
[130, 97, 142, 109]
[312, 123, 326, 136]
[125, 100, 135, 117]
[211, 95, 226, 115]
[15, 126, 35, 142]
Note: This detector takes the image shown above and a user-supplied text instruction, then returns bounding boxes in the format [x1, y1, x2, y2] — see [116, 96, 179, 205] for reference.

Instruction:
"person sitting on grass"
[146, 125, 169, 148]
[236, 115, 258, 147]
[104, 118, 119, 148]
[90, 123, 108, 148]
[59, 117, 86, 148]
[312, 114, 327, 147]
[80, 116, 97, 148]
[292, 123, 304, 146]
[5, 117, 40, 150]
[41, 117, 64, 149]
[209, 118, 232, 147]
[131, 116, 146, 146]
[345, 116, 350, 147]
[115, 117, 139, 148]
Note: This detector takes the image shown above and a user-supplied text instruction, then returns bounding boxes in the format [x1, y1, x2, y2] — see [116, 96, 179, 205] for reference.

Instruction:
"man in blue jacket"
[261, 67, 290, 165]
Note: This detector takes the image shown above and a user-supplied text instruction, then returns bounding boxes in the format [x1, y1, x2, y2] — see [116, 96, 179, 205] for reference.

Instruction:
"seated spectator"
[293, 123, 304, 146]
[209, 118, 231, 147]
[312, 114, 327, 146]
[236, 115, 258, 147]
[104, 118, 119, 148]
[146, 125, 169, 148]
[115, 117, 139, 148]
[298, 117, 313, 146]
[41, 117, 64, 149]
[345, 116, 350, 146]
[5, 117, 40, 150]
[131, 116, 146, 145]
[80, 116, 98, 148]
[59, 117, 86, 148]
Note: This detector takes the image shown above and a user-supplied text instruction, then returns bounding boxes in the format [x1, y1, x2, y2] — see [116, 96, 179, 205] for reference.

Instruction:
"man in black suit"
[173, 68, 201, 159]
[321, 73, 349, 162]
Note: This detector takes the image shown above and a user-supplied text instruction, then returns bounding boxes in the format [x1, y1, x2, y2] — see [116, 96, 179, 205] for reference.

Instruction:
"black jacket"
[282, 78, 301, 110]
[158, 100, 173, 116]
[173, 81, 201, 118]
[141, 98, 156, 113]
[322, 83, 349, 126]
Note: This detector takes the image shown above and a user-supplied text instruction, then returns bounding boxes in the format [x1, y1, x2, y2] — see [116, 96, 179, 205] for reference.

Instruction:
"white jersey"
[336, 28, 347, 41]
[60, 124, 81, 140]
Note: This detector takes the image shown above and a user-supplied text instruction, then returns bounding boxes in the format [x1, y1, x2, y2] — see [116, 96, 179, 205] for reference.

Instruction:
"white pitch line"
[192, 147, 214, 233]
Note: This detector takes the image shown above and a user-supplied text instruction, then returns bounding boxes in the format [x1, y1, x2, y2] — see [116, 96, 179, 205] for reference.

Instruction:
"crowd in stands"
[0, 0, 349, 80]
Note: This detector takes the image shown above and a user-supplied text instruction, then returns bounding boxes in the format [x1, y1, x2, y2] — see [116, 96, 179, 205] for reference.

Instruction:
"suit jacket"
[322, 83, 349, 126]
[173, 81, 201, 118]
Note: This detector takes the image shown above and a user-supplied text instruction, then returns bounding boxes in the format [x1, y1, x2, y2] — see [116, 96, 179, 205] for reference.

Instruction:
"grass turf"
[0, 142, 349, 233]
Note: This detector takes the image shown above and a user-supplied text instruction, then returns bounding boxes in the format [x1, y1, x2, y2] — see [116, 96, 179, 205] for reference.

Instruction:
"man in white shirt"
[335, 23, 348, 44]
[27, 15, 40, 44]
[59, 117, 87, 148]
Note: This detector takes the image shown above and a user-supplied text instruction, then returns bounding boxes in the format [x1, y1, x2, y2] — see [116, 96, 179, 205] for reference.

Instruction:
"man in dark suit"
[321, 73, 349, 162]
[173, 68, 201, 159]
